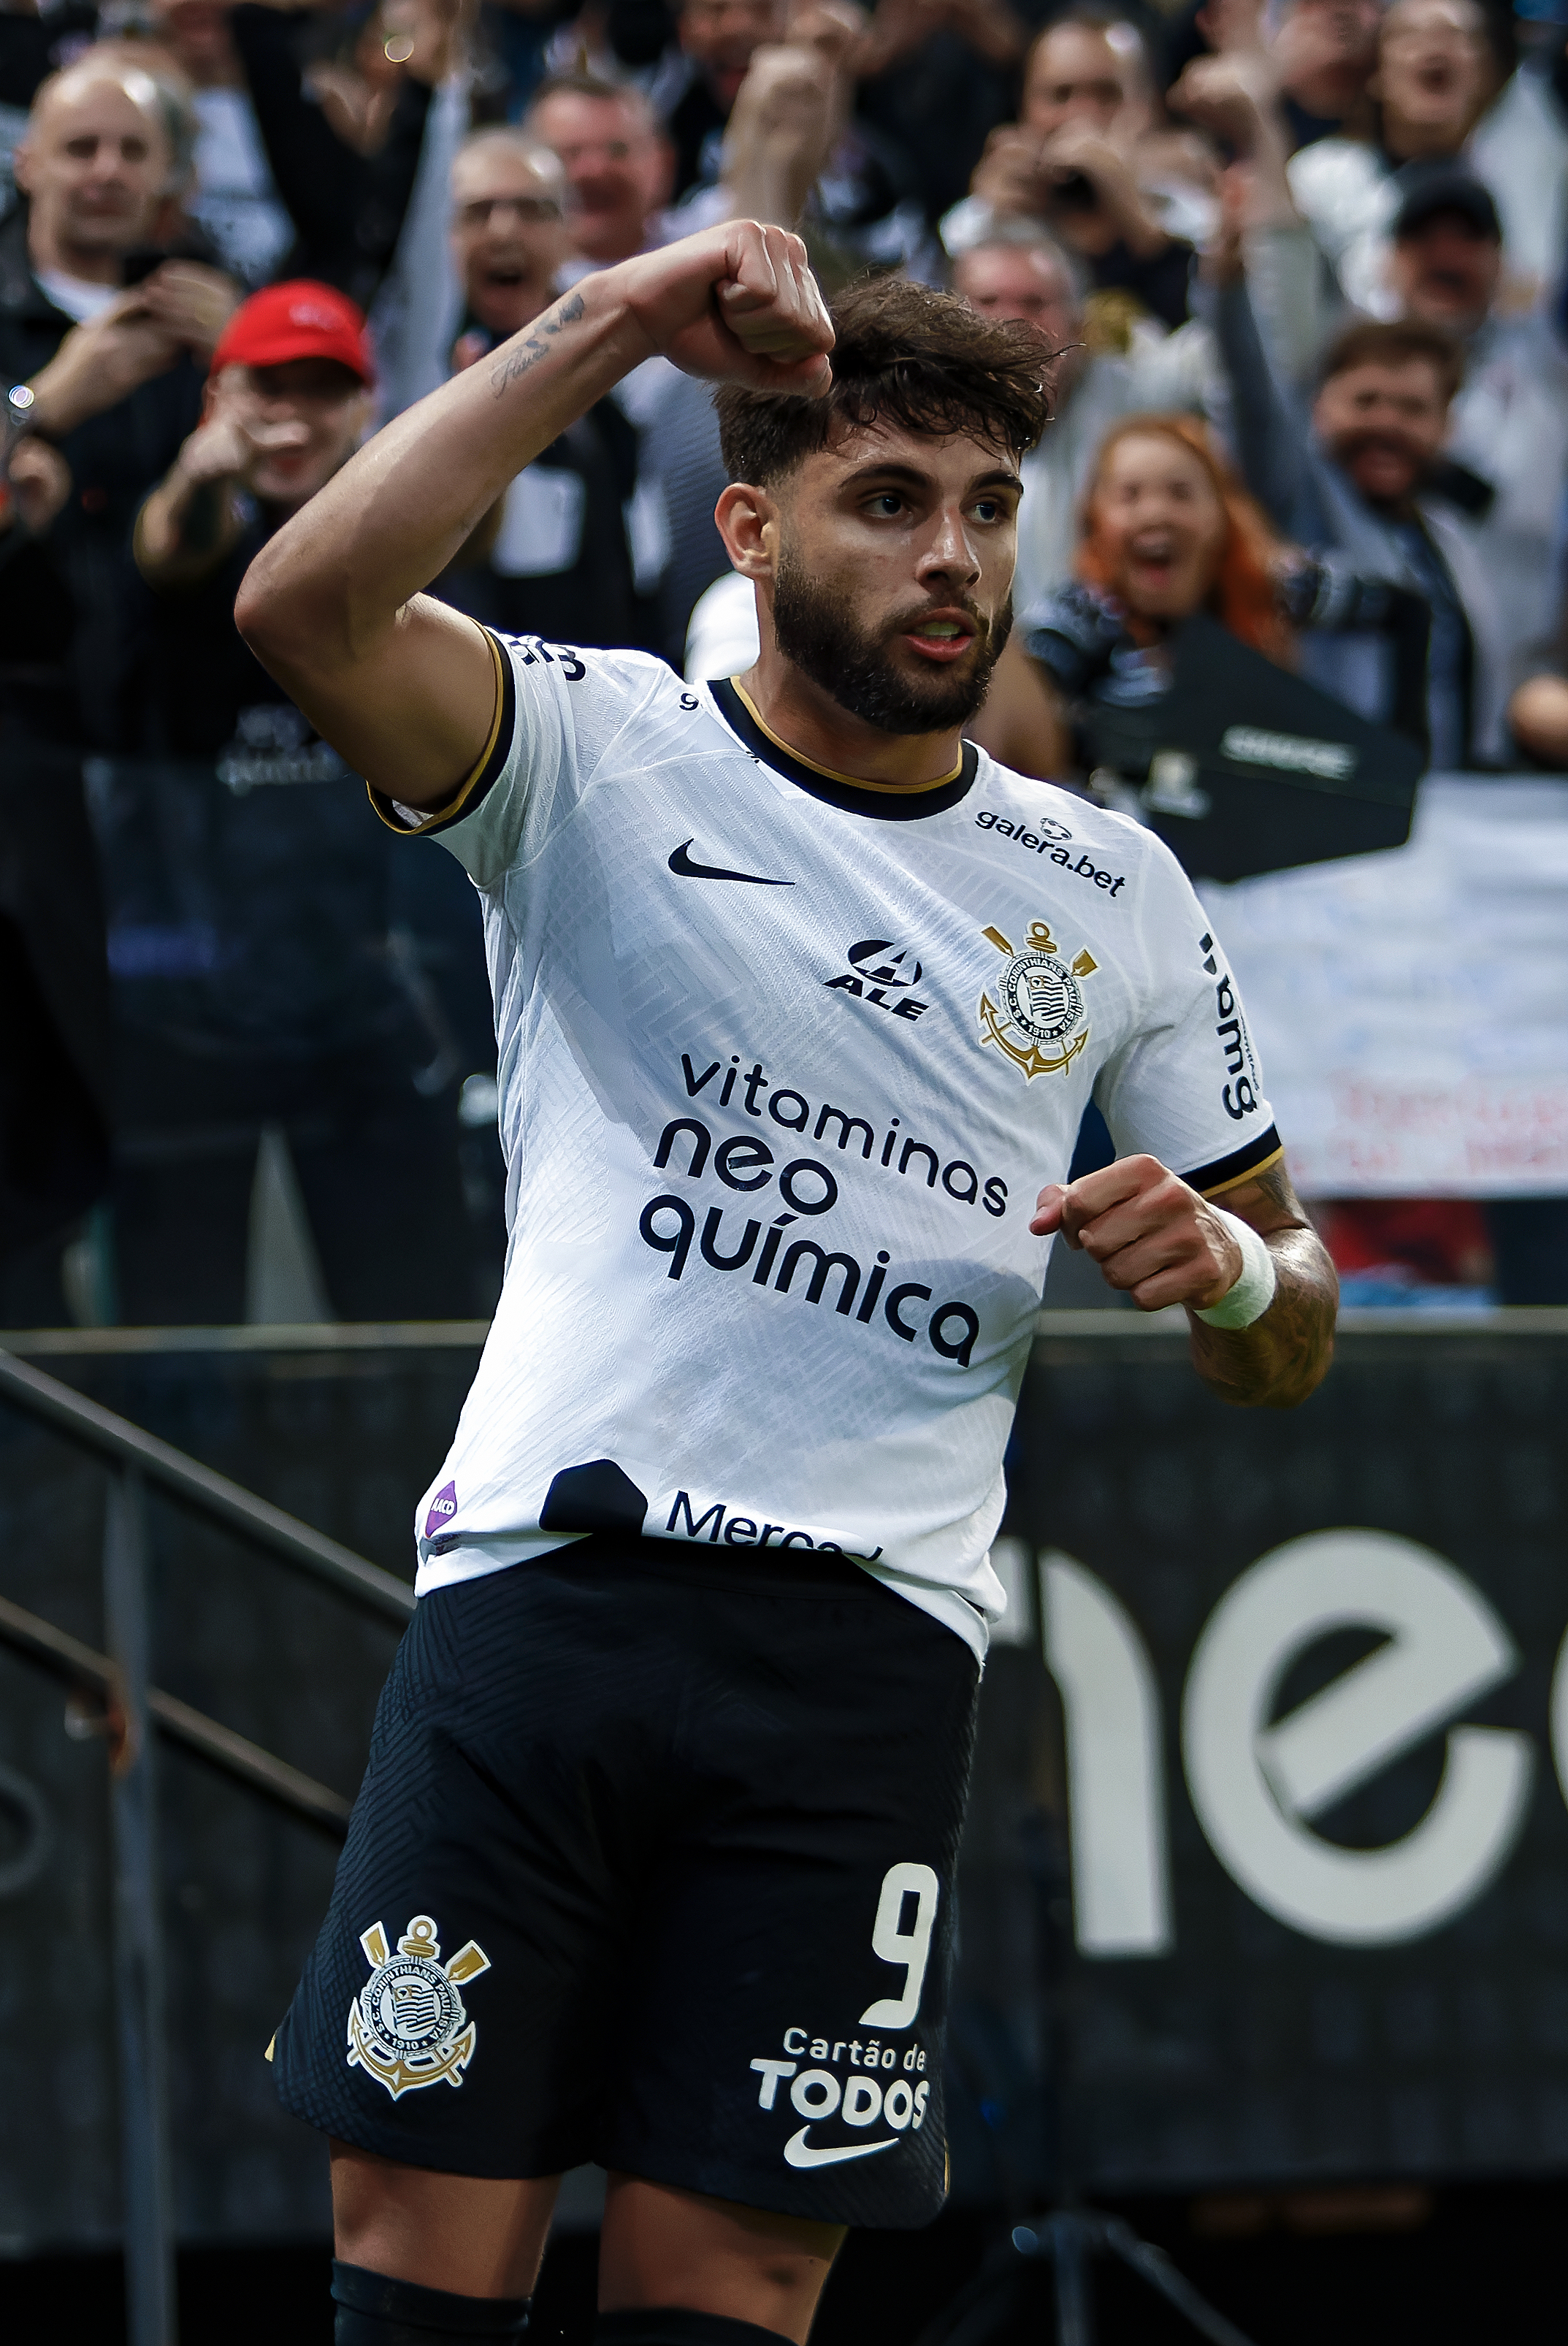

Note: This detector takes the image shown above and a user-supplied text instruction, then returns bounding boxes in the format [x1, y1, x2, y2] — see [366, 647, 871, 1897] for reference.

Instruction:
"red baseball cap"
[210, 280, 376, 385]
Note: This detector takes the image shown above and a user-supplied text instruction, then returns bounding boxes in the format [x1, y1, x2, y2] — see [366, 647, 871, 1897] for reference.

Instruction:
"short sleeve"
[1092, 835, 1284, 1196]
[366, 631, 655, 890]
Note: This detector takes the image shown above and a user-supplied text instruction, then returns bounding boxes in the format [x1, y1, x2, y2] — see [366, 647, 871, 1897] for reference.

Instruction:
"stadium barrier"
[1, 1313, 1564, 2294]
[0, 1340, 415, 2346]
[952, 1305, 1568, 2209]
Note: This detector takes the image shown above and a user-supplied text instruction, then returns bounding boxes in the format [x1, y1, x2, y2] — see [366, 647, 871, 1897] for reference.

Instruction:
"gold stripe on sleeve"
[367, 627, 508, 836]
[1200, 1144, 1286, 1198]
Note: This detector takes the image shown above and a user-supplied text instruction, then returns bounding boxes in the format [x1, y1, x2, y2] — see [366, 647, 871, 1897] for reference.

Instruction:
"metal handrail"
[0, 1339, 418, 2344]
[0, 1347, 414, 1623]
[0, 1592, 351, 1835]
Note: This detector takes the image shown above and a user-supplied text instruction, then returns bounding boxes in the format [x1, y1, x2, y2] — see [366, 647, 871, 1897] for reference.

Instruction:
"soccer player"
[242, 222, 1336, 2346]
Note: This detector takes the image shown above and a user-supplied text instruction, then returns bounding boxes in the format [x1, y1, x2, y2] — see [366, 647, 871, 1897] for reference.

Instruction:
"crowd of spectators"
[4, 0, 1568, 1323]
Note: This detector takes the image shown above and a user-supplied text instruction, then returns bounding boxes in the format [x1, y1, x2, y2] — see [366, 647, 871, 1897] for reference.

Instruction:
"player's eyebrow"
[837, 461, 1023, 497]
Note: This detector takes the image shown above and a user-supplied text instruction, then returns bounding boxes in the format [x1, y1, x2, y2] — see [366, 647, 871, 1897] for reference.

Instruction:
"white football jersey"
[376, 633, 1282, 1657]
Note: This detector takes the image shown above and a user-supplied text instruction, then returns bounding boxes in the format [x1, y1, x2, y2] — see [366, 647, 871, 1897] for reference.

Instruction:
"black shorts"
[272, 1536, 979, 2229]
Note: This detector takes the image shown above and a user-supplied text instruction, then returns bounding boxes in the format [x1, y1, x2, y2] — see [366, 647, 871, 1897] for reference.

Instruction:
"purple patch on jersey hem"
[424, 1481, 458, 1540]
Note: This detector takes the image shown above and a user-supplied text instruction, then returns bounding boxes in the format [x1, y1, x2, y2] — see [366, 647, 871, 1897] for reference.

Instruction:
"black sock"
[594, 2314, 795, 2346]
[332, 2260, 530, 2344]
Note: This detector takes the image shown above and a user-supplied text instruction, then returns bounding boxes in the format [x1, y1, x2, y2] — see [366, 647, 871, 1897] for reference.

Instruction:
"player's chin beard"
[771, 557, 1012, 735]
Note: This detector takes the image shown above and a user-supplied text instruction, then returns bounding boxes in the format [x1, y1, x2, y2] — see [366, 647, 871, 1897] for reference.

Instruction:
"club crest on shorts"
[346, 1914, 491, 2100]
[977, 919, 1097, 1082]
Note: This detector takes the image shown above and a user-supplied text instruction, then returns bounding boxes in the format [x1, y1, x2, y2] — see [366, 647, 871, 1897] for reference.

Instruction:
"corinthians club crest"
[978, 919, 1098, 1081]
[347, 1914, 491, 2100]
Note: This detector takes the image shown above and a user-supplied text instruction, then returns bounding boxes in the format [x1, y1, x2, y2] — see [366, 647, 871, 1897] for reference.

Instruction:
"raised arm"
[1030, 1154, 1336, 1407]
[234, 223, 834, 807]
[1208, 253, 1320, 544]
[231, 1, 364, 273]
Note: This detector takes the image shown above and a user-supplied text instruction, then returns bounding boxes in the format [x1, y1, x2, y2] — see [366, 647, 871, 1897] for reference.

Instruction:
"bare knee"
[330, 2140, 560, 2299]
[599, 2174, 844, 2345]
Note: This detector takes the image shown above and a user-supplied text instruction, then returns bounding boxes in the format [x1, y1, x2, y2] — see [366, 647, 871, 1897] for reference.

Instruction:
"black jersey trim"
[710, 676, 979, 822]
[1184, 1126, 1285, 1198]
[367, 627, 515, 838]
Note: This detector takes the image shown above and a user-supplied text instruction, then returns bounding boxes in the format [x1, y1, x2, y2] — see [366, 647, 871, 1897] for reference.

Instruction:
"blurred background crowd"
[3, 0, 1568, 1330]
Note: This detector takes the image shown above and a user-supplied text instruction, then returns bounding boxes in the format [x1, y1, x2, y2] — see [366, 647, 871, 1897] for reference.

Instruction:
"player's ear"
[714, 481, 777, 579]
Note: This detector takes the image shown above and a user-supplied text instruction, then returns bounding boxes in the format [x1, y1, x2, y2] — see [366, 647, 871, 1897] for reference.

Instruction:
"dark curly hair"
[714, 272, 1052, 487]
[1317, 316, 1464, 405]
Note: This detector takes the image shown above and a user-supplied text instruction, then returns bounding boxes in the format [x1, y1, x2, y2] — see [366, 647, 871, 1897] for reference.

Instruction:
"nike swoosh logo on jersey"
[669, 841, 794, 886]
[782, 2128, 900, 2169]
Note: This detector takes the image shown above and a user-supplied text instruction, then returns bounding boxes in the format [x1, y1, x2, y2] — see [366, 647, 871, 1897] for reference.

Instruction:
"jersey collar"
[708, 676, 979, 823]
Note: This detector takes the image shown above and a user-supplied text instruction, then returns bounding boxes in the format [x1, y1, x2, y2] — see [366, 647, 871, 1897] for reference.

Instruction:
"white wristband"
[1194, 1207, 1277, 1329]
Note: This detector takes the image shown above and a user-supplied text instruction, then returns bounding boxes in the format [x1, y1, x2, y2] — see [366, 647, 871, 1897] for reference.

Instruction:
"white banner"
[1204, 776, 1568, 1197]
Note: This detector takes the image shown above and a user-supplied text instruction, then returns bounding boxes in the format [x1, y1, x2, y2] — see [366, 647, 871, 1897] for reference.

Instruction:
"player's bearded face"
[770, 549, 1014, 735]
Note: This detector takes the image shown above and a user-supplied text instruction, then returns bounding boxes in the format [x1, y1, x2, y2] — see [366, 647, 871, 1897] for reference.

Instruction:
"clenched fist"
[1030, 1153, 1243, 1313]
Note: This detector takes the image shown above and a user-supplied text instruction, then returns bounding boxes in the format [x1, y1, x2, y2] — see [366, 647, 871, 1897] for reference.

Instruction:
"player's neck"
[738, 644, 967, 792]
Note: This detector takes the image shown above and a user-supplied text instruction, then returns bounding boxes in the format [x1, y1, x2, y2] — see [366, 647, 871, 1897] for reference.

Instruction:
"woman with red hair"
[1008, 411, 1429, 780]
[1076, 413, 1291, 661]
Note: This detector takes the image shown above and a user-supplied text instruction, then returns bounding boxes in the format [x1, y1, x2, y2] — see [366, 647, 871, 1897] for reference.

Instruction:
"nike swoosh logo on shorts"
[783, 2128, 899, 2169]
[668, 840, 794, 886]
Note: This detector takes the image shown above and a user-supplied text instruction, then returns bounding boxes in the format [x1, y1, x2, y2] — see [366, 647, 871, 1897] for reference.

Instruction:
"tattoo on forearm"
[1193, 1226, 1337, 1409]
[1217, 1161, 1299, 1224]
[1249, 1162, 1296, 1216]
[489, 292, 586, 399]
[1190, 1156, 1336, 1407]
